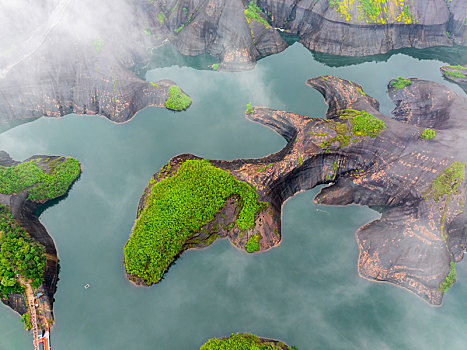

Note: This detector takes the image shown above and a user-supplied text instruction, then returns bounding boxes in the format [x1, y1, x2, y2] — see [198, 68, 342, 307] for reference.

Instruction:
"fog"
[0, 0, 157, 78]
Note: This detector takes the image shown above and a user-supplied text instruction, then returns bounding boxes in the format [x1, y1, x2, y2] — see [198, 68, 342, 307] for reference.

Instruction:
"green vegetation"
[420, 128, 435, 140]
[149, 82, 159, 87]
[0, 158, 80, 201]
[445, 70, 466, 79]
[423, 161, 465, 238]
[326, 161, 338, 180]
[439, 262, 456, 292]
[158, 12, 165, 25]
[164, 86, 192, 111]
[329, 0, 414, 23]
[92, 38, 104, 52]
[244, 1, 270, 28]
[246, 103, 254, 114]
[201, 333, 293, 350]
[340, 109, 386, 138]
[211, 63, 219, 71]
[124, 160, 267, 284]
[329, 0, 414, 24]
[174, 24, 184, 33]
[256, 164, 273, 173]
[245, 234, 260, 253]
[0, 205, 45, 297]
[298, 155, 303, 166]
[320, 109, 386, 152]
[390, 76, 412, 89]
[443, 65, 467, 70]
[21, 313, 32, 330]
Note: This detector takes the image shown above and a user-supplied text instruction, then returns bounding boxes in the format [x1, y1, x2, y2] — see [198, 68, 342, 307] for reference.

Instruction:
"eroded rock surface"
[146, 0, 466, 68]
[142, 76, 467, 305]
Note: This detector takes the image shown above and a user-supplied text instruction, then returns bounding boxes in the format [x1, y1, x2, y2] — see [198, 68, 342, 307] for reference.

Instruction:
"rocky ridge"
[138, 75, 467, 305]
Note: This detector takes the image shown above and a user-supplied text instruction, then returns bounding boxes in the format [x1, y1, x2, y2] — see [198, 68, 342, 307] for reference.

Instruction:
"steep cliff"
[144, 0, 467, 69]
[130, 75, 467, 305]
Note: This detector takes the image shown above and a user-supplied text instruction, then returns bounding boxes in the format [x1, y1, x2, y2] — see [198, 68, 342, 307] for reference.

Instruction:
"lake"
[0, 42, 466, 349]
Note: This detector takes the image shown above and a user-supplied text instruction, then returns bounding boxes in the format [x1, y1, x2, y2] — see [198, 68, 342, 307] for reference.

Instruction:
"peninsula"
[0, 151, 81, 334]
[125, 75, 467, 306]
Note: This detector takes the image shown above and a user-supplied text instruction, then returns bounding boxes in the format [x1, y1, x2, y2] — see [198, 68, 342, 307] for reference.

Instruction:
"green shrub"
[246, 103, 254, 114]
[439, 262, 456, 292]
[158, 13, 164, 25]
[339, 109, 386, 138]
[320, 109, 385, 152]
[445, 70, 466, 79]
[211, 63, 219, 71]
[390, 77, 412, 89]
[21, 313, 32, 330]
[164, 86, 192, 111]
[201, 333, 292, 350]
[124, 160, 267, 284]
[174, 24, 184, 33]
[244, 1, 270, 28]
[420, 128, 435, 140]
[0, 205, 45, 296]
[245, 234, 260, 253]
[0, 157, 81, 201]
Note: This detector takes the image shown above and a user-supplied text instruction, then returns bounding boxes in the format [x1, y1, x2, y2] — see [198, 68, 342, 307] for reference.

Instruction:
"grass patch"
[246, 103, 254, 114]
[443, 65, 467, 70]
[0, 158, 81, 201]
[124, 160, 268, 284]
[420, 128, 435, 140]
[445, 70, 466, 79]
[245, 234, 260, 253]
[164, 86, 192, 111]
[201, 333, 293, 350]
[390, 77, 411, 89]
[0, 205, 45, 297]
[244, 1, 270, 28]
[439, 262, 456, 292]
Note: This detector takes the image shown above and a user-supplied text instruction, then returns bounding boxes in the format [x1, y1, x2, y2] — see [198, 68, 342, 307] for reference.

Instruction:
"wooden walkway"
[23, 283, 40, 350]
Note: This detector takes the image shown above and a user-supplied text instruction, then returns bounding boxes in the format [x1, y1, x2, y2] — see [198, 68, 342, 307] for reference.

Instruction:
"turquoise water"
[0, 43, 466, 349]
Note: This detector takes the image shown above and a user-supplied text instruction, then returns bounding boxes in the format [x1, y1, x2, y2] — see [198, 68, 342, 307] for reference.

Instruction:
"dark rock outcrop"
[139, 76, 467, 305]
[0, 151, 81, 327]
[145, 0, 467, 69]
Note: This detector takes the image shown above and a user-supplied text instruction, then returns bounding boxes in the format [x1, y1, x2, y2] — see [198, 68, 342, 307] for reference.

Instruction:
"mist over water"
[0, 43, 466, 349]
